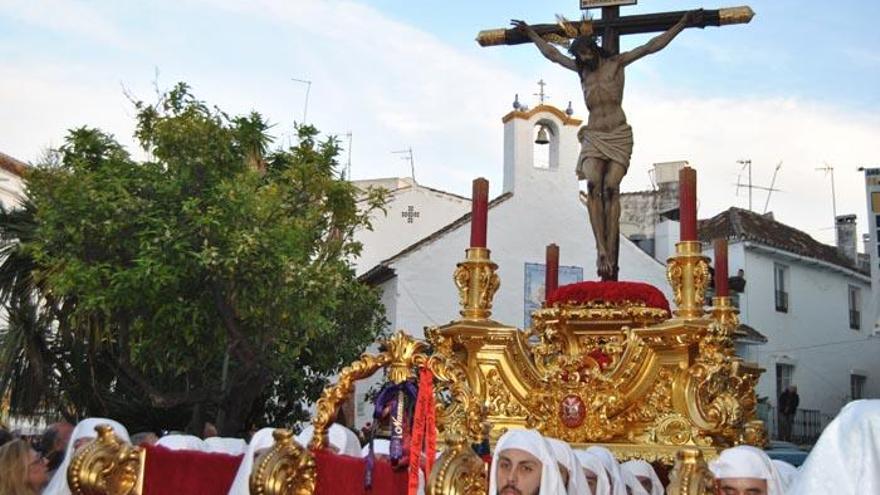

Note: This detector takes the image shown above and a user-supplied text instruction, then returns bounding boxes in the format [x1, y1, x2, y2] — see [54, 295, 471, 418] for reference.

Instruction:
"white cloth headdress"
[295, 424, 361, 457]
[709, 445, 784, 495]
[789, 399, 880, 494]
[489, 429, 567, 495]
[621, 459, 663, 495]
[771, 459, 798, 491]
[227, 427, 276, 495]
[575, 450, 609, 495]
[205, 437, 248, 455]
[362, 438, 391, 457]
[546, 437, 590, 495]
[44, 417, 130, 495]
[156, 434, 207, 452]
[585, 446, 626, 495]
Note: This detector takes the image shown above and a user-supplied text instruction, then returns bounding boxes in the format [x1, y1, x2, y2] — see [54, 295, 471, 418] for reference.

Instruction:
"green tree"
[0, 83, 387, 434]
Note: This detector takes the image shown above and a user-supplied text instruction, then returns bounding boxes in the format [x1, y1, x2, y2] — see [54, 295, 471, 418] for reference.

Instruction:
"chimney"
[864, 233, 872, 258]
[652, 161, 687, 219]
[836, 214, 857, 263]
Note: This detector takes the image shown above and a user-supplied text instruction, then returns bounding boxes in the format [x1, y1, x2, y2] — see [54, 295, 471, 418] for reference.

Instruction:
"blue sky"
[1, 0, 879, 245]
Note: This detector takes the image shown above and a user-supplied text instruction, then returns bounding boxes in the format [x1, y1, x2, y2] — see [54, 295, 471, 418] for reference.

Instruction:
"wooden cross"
[401, 205, 420, 224]
[477, 4, 754, 54]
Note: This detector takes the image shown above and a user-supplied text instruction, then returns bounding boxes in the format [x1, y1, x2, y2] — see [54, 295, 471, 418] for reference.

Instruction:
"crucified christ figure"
[512, 10, 700, 280]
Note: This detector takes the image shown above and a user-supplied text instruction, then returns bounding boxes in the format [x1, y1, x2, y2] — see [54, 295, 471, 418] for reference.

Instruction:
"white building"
[351, 177, 471, 276]
[698, 208, 879, 439]
[0, 152, 26, 209]
[354, 104, 670, 424]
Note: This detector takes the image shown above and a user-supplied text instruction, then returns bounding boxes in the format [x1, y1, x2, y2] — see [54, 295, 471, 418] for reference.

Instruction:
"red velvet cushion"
[547, 281, 670, 313]
[142, 444, 242, 495]
[314, 449, 410, 495]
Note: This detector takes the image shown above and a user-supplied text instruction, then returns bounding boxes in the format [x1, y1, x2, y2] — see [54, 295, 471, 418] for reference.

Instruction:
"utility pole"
[291, 77, 312, 124]
[392, 148, 415, 182]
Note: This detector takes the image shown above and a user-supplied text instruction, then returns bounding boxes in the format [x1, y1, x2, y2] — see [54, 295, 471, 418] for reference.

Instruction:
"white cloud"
[2, 0, 878, 248]
[0, 0, 127, 46]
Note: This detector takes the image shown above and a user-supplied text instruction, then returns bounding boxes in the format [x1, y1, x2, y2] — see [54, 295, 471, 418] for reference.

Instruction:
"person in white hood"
[227, 427, 276, 495]
[585, 446, 626, 495]
[489, 429, 567, 495]
[575, 450, 610, 495]
[295, 424, 361, 457]
[43, 417, 130, 495]
[708, 445, 784, 495]
[545, 437, 590, 495]
[770, 460, 797, 492]
[788, 399, 880, 495]
[155, 434, 207, 451]
[205, 437, 248, 456]
[620, 459, 663, 495]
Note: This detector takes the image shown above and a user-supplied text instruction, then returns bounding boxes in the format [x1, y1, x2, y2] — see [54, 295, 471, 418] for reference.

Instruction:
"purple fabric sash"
[364, 380, 418, 488]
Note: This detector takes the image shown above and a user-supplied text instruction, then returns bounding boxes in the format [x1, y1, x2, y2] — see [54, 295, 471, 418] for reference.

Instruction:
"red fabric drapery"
[315, 449, 410, 494]
[141, 445, 242, 495]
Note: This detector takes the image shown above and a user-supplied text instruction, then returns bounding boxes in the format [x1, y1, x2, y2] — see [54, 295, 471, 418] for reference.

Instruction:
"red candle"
[714, 238, 729, 297]
[680, 167, 697, 241]
[545, 244, 559, 300]
[470, 178, 489, 248]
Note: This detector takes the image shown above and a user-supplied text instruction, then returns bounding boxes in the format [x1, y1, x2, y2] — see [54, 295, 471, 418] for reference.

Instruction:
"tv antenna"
[291, 77, 312, 124]
[344, 132, 352, 180]
[816, 162, 837, 232]
[735, 159, 781, 212]
[392, 147, 415, 182]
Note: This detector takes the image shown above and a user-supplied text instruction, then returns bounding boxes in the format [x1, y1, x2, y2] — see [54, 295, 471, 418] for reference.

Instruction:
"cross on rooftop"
[401, 205, 420, 224]
[534, 79, 548, 104]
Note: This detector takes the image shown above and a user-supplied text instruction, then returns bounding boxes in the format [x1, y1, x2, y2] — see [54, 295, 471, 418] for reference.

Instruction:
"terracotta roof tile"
[699, 207, 859, 273]
[0, 152, 27, 177]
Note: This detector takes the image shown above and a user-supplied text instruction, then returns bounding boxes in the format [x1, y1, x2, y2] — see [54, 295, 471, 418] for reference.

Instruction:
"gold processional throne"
[307, 240, 766, 493]
[67, 241, 766, 495]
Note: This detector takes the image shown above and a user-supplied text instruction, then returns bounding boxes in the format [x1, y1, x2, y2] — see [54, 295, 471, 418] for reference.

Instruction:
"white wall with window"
[704, 240, 879, 430]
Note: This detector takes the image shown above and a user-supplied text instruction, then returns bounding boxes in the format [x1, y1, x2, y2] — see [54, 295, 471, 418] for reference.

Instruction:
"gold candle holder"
[710, 296, 739, 330]
[453, 247, 501, 320]
[666, 241, 711, 319]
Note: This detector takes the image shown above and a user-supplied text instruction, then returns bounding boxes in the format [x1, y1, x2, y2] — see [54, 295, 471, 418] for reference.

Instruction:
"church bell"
[535, 125, 550, 145]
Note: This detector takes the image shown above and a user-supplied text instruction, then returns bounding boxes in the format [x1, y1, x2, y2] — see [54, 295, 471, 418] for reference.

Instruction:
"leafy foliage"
[0, 83, 387, 434]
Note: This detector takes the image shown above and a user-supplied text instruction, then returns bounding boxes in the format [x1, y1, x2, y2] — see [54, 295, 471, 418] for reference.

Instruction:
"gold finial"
[454, 247, 500, 320]
[718, 6, 755, 25]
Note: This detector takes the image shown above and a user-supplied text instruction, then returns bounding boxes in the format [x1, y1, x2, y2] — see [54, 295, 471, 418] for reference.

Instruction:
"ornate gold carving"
[667, 448, 716, 495]
[310, 331, 428, 450]
[250, 430, 316, 495]
[718, 6, 755, 26]
[454, 247, 500, 320]
[68, 425, 143, 495]
[666, 241, 711, 319]
[485, 368, 527, 417]
[426, 440, 487, 495]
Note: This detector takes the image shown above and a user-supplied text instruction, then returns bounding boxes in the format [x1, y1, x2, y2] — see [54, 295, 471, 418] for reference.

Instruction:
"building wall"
[705, 241, 879, 429]
[353, 183, 470, 276]
[0, 168, 24, 209]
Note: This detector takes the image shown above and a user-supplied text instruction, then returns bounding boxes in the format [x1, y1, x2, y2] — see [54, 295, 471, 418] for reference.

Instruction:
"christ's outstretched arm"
[618, 9, 702, 66]
[511, 19, 578, 72]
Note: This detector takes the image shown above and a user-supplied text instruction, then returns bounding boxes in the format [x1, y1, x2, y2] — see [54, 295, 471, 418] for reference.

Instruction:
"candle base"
[453, 247, 500, 320]
[666, 241, 711, 319]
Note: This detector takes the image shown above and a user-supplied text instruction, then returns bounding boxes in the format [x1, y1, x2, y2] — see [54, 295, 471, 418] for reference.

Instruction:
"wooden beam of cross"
[477, 6, 754, 54]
